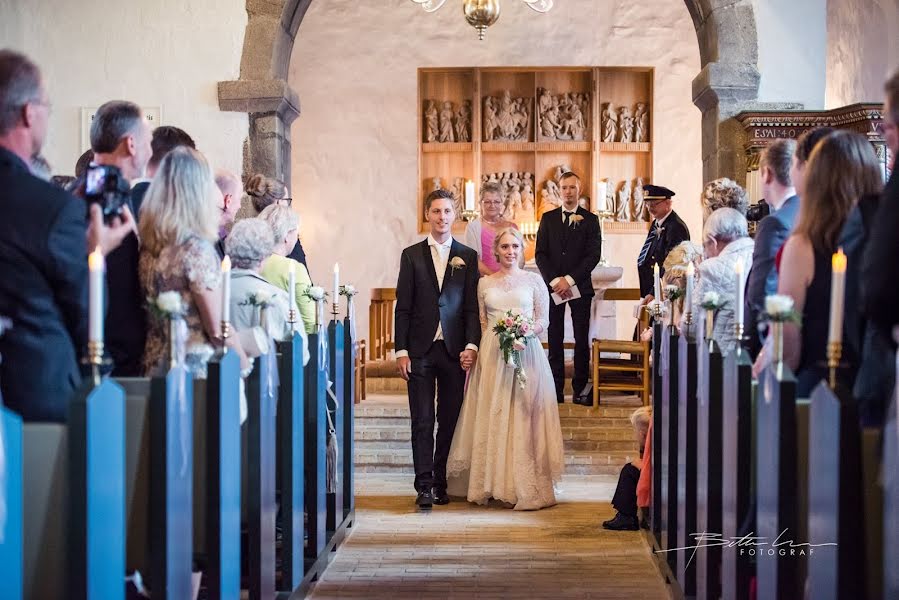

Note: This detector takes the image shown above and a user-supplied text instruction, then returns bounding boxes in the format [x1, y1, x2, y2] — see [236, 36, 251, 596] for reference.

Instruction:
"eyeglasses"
[278, 197, 293, 207]
[481, 199, 504, 205]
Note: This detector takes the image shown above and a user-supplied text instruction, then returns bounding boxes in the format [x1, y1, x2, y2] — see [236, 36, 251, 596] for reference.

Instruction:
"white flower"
[305, 285, 326, 301]
[765, 294, 794, 316]
[339, 284, 357, 296]
[702, 291, 720, 306]
[156, 291, 184, 315]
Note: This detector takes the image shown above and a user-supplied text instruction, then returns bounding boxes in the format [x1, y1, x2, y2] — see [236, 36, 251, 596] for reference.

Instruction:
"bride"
[447, 227, 565, 510]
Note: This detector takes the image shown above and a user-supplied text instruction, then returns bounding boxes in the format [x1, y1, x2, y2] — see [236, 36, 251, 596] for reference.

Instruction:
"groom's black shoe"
[573, 393, 593, 407]
[416, 489, 435, 509]
[602, 512, 639, 531]
[432, 488, 450, 505]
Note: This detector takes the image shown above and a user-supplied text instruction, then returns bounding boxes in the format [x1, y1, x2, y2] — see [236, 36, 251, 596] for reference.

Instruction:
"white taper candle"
[221, 255, 231, 324]
[88, 246, 105, 343]
[735, 261, 745, 327]
[828, 249, 847, 345]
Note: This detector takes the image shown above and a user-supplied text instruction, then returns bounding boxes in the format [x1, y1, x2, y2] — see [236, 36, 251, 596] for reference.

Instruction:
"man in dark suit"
[130, 125, 198, 213]
[394, 190, 480, 509]
[0, 50, 132, 421]
[742, 139, 797, 357]
[636, 185, 690, 305]
[535, 172, 602, 406]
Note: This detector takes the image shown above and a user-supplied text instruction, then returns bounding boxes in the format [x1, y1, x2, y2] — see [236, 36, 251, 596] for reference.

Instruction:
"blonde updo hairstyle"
[701, 177, 749, 218]
[245, 173, 288, 213]
[491, 226, 526, 268]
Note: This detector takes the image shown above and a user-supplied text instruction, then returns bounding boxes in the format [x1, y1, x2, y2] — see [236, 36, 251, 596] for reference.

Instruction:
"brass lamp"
[410, 0, 553, 40]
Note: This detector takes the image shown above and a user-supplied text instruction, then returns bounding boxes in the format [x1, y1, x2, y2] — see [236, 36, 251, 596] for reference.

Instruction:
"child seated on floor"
[602, 405, 652, 531]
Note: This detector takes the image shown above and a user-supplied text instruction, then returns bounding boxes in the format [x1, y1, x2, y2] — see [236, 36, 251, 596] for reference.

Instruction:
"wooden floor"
[308, 473, 671, 599]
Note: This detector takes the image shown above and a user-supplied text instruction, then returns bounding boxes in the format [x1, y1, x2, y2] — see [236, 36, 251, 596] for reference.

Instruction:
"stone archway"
[219, 0, 762, 185]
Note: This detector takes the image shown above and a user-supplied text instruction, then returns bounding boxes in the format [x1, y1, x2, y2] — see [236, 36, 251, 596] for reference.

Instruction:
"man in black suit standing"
[395, 189, 481, 509]
[535, 172, 602, 406]
[636, 185, 690, 302]
[0, 50, 132, 421]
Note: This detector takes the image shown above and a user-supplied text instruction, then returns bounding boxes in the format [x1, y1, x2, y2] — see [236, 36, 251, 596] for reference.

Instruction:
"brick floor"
[308, 474, 671, 599]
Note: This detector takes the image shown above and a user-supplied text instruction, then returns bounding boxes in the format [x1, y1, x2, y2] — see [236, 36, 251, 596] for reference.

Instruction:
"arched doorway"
[219, 0, 761, 185]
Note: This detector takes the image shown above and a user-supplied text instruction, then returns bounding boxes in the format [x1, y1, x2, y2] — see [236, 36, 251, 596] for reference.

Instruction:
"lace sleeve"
[530, 272, 550, 334]
[478, 277, 488, 332]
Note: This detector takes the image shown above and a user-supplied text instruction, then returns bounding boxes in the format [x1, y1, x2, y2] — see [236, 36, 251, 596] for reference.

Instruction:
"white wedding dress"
[446, 270, 565, 510]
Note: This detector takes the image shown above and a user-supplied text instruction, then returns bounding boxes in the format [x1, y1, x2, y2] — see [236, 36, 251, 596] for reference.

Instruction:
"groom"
[395, 189, 481, 509]
[535, 171, 602, 406]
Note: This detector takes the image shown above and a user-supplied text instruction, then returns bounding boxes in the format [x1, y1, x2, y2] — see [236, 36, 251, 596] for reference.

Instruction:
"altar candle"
[333, 263, 340, 301]
[735, 261, 745, 327]
[288, 260, 298, 315]
[685, 261, 695, 312]
[464, 180, 475, 211]
[596, 181, 607, 213]
[653, 263, 661, 302]
[828, 248, 847, 345]
[88, 246, 104, 343]
[221, 255, 231, 323]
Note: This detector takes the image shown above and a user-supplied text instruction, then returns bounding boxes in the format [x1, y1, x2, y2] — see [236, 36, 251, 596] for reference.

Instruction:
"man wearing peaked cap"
[636, 185, 690, 301]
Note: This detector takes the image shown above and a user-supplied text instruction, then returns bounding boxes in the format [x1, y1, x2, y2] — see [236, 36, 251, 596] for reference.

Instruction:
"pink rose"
[520, 322, 530, 334]
[512, 339, 527, 351]
[505, 318, 514, 327]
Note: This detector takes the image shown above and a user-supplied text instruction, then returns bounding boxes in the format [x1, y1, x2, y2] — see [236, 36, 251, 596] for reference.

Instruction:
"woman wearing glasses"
[462, 181, 518, 275]
[245, 173, 309, 269]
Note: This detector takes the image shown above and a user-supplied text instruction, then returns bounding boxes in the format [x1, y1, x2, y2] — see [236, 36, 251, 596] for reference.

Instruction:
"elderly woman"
[139, 147, 248, 378]
[701, 177, 749, 219]
[245, 172, 308, 268]
[688, 208, 754, 355]
[258, 204, 316, 334]
[226, 218, 305, 350]
[639, 241, 702, 341]
[463, 181, 518, 275]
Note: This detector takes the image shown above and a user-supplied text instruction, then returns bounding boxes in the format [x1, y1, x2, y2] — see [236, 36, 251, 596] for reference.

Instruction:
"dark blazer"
[535, 206, 602, 297]
[288, 238, 308, 269]
[0, 147, 88, 421]
[863, 170, 899, 342]
[394, 239, 480, 359]
[636, 209, 690, 297]
[744, 195, 799, 355]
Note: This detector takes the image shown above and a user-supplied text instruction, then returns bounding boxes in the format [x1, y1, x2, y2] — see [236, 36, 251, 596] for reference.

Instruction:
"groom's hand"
[551, 278, 571, 295]
[396, 356, 411, 381]
[460, 349, 477, 371]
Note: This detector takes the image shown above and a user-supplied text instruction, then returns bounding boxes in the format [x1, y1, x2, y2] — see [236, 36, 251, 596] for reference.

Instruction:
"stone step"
[354, 414, 635, 428]
[354, 425, 638, 443]
[355, 403, 640, 419]
[355, 438, 638, 452]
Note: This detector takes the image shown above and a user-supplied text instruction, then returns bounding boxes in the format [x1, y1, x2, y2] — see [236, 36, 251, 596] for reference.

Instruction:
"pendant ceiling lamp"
[410, 0, 553, 40]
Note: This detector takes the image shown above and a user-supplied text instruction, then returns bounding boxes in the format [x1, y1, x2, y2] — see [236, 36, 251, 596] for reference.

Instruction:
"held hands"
[459, 348, 477, 371]
[396, 356, 412, 381]
[86, 204, 136, 255]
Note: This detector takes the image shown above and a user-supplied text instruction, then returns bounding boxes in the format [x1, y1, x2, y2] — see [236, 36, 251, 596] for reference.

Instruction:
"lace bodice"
[477, 270, 550, 334]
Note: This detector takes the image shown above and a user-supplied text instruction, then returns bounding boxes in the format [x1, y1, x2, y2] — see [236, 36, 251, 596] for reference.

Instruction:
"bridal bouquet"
[492, 309, 535, 389]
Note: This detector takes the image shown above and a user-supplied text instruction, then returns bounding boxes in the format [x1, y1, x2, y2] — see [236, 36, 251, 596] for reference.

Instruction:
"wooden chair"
[591, 287, 651, 406]
[368, 288, 396, 363]
[355, 339, 367, 402]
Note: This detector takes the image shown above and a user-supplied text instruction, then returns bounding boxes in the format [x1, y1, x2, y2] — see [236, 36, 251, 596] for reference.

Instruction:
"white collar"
[655, 210, 673, 227]
[427, 234, 453, 248]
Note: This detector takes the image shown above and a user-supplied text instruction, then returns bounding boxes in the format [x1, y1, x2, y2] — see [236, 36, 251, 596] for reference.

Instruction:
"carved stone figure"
[634, 103, 649, 143]
[455, 100, 471, 143]
[541, 102, 561, 139]
[616, 180, 632, 222]
[605, 180, 616, 216]
[505, 184, 523, 222]
[450, 177, 464, 215]
[483, 97, 497, 142]
[439, 101, 455, 143]
[537, 89, 590, 141]
[563, 102, 586, 140]
[425, 100, 439, 143]
[432, 176, 443, 191]
[618, 106, 634, 143]
[632, 177, 647, 221]
[483, 91, 531, 142]
[521, 182, 535, 219]
[602, 103, 618, 143]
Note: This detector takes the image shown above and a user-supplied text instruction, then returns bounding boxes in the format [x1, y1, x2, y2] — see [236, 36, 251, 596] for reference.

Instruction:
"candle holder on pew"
[461, 208, 479, 222]
[827, 341, 842, 390]
[83, 339, 111, 386]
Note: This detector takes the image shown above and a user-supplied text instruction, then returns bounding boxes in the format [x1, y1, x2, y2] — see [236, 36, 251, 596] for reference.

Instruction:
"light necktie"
[637, 223, 659, 267]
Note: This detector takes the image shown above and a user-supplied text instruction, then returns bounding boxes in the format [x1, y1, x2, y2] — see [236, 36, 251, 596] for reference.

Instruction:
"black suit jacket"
[0, 147, 88, 421]
[394, 239, 480, 358]
[288, 238, 308, 269]
[636, 210, 690, 297]
[863, 169, 899, 345]
[534, 206, 602, 297]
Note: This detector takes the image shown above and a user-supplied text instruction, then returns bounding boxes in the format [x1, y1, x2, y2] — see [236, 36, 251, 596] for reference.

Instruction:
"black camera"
[84, 164, 130, 223]
[745, 199, 770, 222]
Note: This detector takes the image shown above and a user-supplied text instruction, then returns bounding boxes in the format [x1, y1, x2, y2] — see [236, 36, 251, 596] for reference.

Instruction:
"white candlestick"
[333, 262, 340, 301]
[653, 263, 661, 302]
[828, 249, 847, 345]
[596, 181, 607, 213]
[288, 261, 298, 325]
[735, 261, 745, 328]
[465, 180, 475, 211]
[221, 255, 231, 324]
[88, 246, 105, 343]
[685, 261, 695, 313]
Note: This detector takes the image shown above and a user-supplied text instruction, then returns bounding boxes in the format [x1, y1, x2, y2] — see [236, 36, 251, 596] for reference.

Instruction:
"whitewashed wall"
[0, 0, 248, 179]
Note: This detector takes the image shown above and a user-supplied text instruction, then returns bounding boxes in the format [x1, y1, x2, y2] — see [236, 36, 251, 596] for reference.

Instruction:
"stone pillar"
[218, 79, 300, 184]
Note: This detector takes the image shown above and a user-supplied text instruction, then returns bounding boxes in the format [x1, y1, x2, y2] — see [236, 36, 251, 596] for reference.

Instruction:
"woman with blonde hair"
[754, 130, 883, 395]
[139, 147, 247, 377]
[245, 172, 309, 267]
[700, 177, 749, 219]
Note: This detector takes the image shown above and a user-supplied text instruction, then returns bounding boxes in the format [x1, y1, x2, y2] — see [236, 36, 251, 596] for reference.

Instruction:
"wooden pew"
[659, 327, 680, 572]
[695, 326, 724, 600]
[884, 393, 899, 599]
[650, 320, 664, 546]
[806, 381, 866, 600]
[0, 404, 23, 600]
[343, 316, 356, 522]
[276, 332, 306, 594]
[720, 348, 753, 600]
[675, 327, 699, 596]
[327, 319, 345, 536]
[305, 330, 328, 568]
[246, 351, 278, 600]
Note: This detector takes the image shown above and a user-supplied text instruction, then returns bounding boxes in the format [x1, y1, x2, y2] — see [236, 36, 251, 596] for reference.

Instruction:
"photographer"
[71, 100, 152, 375]
[0, 50, 133, 421]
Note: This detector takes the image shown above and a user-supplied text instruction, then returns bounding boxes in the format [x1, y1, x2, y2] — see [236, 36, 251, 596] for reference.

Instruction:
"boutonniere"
[569, 214, 584, 228]
[449, 256, 466, 276]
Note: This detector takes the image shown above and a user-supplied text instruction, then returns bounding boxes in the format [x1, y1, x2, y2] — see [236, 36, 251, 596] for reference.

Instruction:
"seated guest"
[245, 173, 309, 269]
[639, 241, 701, 340]
[743, 139, 798, 358]
[213, 168, 242, 258]
[258, 204, 316, 333]
[462, 181, 517, 275]
[755, 131, 882, 396]
[225, 219, 308, 362]
[700, 177, 749, 219]
[690, 208, 753, 355]
[0, 49, 133, 421]
[139, 147, 247, 378]
[603, 406, 652, 531]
